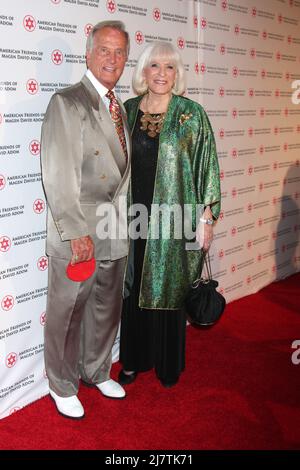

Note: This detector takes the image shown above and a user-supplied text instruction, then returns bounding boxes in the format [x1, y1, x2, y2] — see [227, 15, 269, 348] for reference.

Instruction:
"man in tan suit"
[41, 21, 130, 419]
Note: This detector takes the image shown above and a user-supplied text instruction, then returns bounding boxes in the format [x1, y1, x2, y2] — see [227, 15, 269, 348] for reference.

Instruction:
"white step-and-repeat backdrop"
[0, 0, 299, 419]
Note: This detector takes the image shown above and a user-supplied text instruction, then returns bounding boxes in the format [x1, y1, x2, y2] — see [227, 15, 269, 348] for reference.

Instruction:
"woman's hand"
[196, 207, 214, 251]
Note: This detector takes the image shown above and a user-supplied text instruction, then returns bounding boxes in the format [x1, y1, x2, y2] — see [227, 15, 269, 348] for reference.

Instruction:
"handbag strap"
[200, 250, 213, 281]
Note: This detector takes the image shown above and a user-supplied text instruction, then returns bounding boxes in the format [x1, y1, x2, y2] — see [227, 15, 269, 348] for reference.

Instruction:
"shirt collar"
[85, 69, 116, 98]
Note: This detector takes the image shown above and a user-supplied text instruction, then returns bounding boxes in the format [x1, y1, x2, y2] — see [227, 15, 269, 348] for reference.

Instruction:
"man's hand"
[70, 235, 94, 265]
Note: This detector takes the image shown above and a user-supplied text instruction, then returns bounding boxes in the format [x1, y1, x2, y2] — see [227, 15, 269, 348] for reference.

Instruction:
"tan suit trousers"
[44, 256, 126, 396]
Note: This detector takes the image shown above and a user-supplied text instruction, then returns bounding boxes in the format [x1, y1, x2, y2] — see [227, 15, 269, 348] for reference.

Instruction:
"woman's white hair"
[132, 41, 186, 96]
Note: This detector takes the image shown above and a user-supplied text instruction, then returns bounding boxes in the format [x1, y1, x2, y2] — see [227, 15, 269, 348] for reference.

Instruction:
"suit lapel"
[98, 97, 127, 176]
[81, 76, 127, 176]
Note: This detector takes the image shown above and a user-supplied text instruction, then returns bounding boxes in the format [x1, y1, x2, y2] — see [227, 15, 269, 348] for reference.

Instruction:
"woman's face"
[143, 57, 176, 96]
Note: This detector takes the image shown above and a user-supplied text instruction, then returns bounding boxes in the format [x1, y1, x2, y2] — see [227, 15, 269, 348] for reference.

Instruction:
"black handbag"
[184, 251, 226, 326]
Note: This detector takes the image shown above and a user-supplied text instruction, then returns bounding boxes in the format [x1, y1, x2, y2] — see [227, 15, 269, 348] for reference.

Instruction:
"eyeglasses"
[95, 46, 127, 59]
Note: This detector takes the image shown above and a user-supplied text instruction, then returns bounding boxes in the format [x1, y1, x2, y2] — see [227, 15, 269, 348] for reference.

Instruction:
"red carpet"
[0, 273, 300, 450]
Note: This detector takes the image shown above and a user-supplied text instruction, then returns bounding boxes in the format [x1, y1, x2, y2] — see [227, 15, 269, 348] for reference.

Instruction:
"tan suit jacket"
[41, 75, 130, 261]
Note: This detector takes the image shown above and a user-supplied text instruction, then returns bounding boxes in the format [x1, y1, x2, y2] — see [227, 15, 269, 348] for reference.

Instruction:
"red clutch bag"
[66, 257, 96, 282]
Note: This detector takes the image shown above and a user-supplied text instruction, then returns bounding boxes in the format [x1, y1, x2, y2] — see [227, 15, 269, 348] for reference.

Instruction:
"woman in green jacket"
[119, 41, 221, 388]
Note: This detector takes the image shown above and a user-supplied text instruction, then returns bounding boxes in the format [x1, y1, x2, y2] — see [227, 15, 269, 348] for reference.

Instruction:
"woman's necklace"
[140, 111, 166, 138]
[140, 94, 169, 138]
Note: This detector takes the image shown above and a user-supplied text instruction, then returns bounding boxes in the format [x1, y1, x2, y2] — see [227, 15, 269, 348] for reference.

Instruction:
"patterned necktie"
[106, 90, 128, 163]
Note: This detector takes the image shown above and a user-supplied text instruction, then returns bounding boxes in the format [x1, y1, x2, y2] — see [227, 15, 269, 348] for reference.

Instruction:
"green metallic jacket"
[125, 94, 221, 310]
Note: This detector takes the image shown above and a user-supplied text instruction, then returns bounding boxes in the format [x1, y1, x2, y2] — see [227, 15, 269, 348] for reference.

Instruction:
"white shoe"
[96, 379, 126, 399]
[49, 389, 85, 419]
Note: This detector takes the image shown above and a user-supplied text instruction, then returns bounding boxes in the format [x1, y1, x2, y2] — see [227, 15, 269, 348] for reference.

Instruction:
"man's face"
[86, 27, 127, 90]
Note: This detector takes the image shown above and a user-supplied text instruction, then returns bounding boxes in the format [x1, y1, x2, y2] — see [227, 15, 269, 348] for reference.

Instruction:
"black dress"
[119, 110, 186, 383]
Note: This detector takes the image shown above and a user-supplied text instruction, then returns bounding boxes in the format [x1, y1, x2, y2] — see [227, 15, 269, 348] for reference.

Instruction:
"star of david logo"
[0, 236, 11, 252]
[0, 175, 6, 190]
[1, 295, 14, 311]
[249, 88, 254, 97]
[33, 199, 45, 214]
[248, 127, 253, 136]
[220, 169, 224, 179]
[252, 7, 257, 17]
[247, 240, 252, 249]
[278, 14, 282, 23]
[283, 143, 288, 151]
[276, 51, 281, 61]
[135, 31, 144, 45]
[247, 203, 252, 212]
[219, 250, 224, 259]
[222, 1, 227, 10]
[219, 211, 224, 220]
[23, 15, 36, 32]
[261, 69, 266, 78]
[260, 108, 265, 117]
[177, 37, 185, 49]
[194, 63, 199, 74]
[200, 63, 206, 74]
[273, 161, 278, 170]
[232, 108, 237, 118]
[27, 79, 38, 95]
[250, 48, 256, 58]
[234, 25, 240, 35]
[262, 30, 267, 40]
[201, 17, 207, 29]
[52, 50, 63, 65]
[107, 0, 116, 14]
[259, 145, 264, 154]
[153, 8, 161, 21]
[220, 44, 226, 55]
[219, 129, 224, 139]
[40, 312, 46, 326]
[275, 89, 280, 97]
[273, 197, 277, 206]
[248, 165, 253, 175]
[193, 16, 198, 28]
[274, 126, 278, 135]
[231, 264, 236, 273]
[231, 227, 237, 236]
[231, 188, 237, 198]
[285, 72, 290, 81]
[232, 66, 239, 77]
[231, 148, 238, 159]
[219, 87, 225, 97]
[287, 35, 292, 44]
[6, 353, 17, 368]
[247, 276, 251, 285]
[38, 256, 48, 271]
[284, 107, 288, 116]
[29, 140, 40, 155]
[85, 24, 93, 37]
[258, 218, 263, 227]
